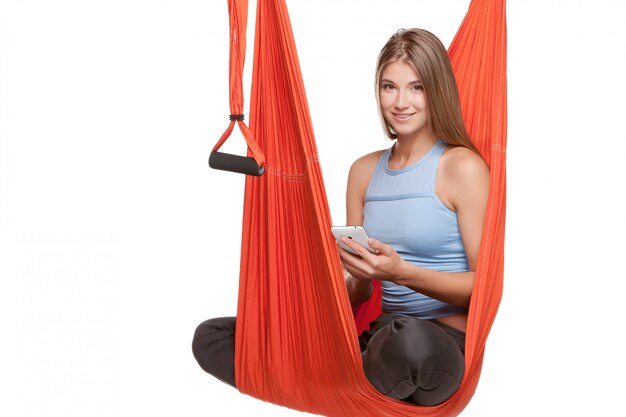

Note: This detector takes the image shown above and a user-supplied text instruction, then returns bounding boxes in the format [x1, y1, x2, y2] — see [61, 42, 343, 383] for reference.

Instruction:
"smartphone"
[331, 226, 377, 255]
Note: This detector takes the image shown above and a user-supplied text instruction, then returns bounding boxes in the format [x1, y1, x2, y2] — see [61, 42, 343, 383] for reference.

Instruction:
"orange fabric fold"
[218, 0, 507, 415]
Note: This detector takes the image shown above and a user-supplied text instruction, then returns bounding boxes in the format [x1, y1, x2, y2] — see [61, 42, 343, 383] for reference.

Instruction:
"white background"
[1, 0, 625, 416]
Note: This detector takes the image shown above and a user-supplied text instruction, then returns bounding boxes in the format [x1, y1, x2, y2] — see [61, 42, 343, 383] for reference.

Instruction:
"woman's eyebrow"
[380, 79, 422, 85]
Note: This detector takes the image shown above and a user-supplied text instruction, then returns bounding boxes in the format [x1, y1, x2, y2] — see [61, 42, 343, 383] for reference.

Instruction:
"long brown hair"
[375, 28, 477, 152]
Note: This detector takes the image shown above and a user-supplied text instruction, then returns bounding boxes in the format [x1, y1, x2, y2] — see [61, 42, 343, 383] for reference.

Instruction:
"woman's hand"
[338, 237, 405, 282]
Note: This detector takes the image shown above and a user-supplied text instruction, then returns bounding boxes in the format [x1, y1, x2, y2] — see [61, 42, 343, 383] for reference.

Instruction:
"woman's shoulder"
[441, 145, 489, 182]
[350, 149, 386, 173]
[347, 149, 387, 191]
[439, 145, 489, 209]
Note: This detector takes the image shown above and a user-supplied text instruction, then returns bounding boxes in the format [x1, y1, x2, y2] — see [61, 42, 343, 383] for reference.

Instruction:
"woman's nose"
[395, 90, 409, 109]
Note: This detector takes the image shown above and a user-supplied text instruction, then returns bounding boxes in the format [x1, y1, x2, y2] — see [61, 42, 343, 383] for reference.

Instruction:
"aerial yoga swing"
[201, 0, 506, 415]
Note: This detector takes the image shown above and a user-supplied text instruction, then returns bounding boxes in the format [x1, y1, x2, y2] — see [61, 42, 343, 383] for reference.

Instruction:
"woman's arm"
[340, 148, 489, 308]
[340, 237, 474, 307]
[342, 151, 382, 305]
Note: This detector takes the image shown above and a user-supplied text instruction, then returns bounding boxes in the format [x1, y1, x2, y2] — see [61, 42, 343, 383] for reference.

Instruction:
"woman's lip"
[392, 112, 416, 121]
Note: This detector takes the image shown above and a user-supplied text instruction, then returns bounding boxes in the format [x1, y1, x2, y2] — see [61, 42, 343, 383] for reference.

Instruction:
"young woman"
[339, 28, 489, 405]
[192, 28, 489, 407]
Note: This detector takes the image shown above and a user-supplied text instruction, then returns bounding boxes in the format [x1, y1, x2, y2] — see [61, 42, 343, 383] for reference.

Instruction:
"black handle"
[209, 151, 265, 176]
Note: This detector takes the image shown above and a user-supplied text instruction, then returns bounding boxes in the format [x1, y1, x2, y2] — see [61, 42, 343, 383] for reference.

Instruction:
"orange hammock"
[210, 0, 506, 415]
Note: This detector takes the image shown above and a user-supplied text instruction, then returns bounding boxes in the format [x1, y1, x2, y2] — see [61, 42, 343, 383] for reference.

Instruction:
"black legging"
[192, 314, 465, 406]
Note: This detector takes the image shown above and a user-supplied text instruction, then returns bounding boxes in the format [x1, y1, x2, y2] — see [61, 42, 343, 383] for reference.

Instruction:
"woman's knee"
[192, 317, 235, 352]
[362, 317, 464, 404]
[191, 316, 237, 387]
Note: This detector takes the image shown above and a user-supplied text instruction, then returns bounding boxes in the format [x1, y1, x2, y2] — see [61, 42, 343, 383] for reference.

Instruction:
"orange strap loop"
[210, 0, 265, 173]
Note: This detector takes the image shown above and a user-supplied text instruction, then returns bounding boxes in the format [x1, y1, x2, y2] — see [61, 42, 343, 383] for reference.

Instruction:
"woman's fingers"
[338, 247, 371, 280]
[341, 236, 374, 259]
[367, 238, 392, 256]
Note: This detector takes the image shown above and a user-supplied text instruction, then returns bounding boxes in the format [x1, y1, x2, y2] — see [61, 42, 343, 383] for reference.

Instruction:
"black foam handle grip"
[209, 151, 265, 176]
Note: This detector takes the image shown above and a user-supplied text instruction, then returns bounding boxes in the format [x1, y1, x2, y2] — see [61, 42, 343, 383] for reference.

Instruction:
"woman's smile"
[391, 112, 417, 121]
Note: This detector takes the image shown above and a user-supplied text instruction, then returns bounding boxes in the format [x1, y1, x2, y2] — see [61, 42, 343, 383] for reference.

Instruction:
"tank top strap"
[378, 147, 393, 171]
[365, 147, 393, 197]
[423, 139, 447, 194]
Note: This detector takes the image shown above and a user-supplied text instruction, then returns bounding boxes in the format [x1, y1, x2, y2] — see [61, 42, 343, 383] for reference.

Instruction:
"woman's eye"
[382, 83, 395, 90]
[412, 84, 423, 91]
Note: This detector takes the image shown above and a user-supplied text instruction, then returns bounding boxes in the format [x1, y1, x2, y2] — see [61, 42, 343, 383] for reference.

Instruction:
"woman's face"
[379, 60, 430, 140]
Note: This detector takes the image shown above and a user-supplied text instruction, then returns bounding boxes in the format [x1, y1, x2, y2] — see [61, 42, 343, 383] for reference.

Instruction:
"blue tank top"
[362, 139, 469, 319]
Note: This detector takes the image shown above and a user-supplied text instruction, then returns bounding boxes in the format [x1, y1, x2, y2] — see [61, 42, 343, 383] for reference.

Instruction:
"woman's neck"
[390, 132, 438, 168]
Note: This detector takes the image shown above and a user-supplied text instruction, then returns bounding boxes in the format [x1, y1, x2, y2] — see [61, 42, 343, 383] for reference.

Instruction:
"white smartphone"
[331, 226, 377, 255]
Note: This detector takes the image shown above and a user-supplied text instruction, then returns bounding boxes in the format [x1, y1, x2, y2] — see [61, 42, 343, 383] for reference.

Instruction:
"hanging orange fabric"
[213, 0, 507, 415]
